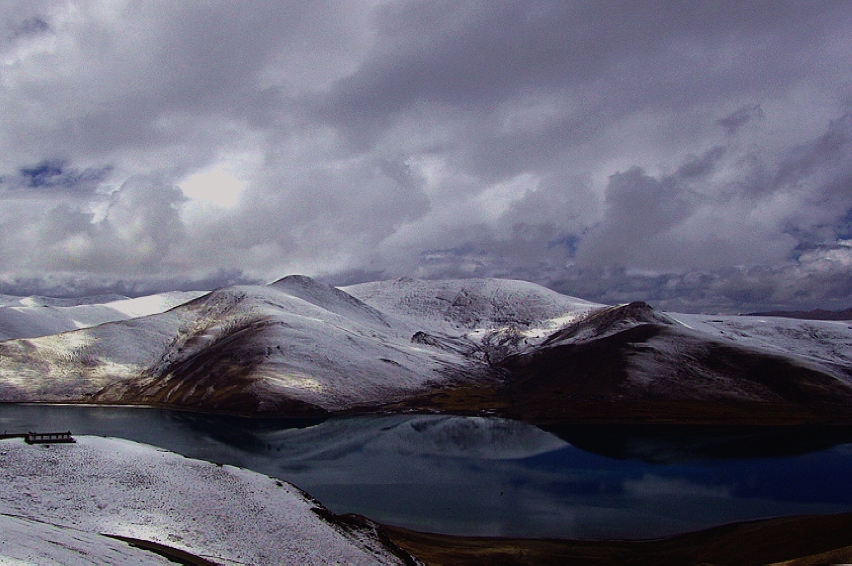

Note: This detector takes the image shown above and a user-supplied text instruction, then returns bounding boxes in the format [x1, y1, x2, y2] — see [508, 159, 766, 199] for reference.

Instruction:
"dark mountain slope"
[388, 301, 852, 424]
[91, 316, 328, 416]
[497, 309, 852, 425]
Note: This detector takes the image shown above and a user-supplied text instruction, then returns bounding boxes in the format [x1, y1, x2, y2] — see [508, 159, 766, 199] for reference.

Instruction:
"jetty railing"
[0, 431, 76, 444]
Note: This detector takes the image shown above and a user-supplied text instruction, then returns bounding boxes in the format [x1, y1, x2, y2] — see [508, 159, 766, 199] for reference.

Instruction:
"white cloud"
[180, 165, 246, 208]
[0, 1, 850, 310]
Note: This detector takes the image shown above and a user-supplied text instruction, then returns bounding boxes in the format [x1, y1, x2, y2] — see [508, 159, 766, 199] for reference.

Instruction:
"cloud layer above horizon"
[1, 1, 851, 312]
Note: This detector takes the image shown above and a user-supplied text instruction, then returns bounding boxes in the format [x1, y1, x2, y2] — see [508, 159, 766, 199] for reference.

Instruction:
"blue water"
[2, 404, 851, 539]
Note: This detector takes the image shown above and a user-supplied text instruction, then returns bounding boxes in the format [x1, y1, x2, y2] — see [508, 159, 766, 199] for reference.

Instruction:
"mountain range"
[0, 275, 850, 425]
[748, 308, 852, 321]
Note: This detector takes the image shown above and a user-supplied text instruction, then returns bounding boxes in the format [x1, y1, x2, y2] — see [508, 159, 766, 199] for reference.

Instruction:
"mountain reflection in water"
[543, 423, 852, 463]
[1, 404, 851, 539]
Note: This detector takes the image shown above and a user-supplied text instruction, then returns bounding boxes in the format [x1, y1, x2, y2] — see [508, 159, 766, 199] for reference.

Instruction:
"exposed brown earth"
[379, 513, 852, 565]
[101, 534, 219, 566]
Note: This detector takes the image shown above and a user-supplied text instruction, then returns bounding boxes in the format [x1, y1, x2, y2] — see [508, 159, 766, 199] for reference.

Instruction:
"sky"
[1, 1, 851, 313]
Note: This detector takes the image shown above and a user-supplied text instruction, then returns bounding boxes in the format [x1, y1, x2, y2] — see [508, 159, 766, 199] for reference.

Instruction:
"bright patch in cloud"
[179, 167, 245, 208]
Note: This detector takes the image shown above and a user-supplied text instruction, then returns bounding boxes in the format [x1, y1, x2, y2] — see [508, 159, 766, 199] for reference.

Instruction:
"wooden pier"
[0, 431, 75, 444]
[25, 431, 75, 444]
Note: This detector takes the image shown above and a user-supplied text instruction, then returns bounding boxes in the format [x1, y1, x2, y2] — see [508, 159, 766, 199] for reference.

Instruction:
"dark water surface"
[2, 404, 851, 539]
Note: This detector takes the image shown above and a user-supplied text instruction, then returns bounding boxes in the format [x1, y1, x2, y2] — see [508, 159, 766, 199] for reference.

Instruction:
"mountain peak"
[268, 274, 319, 288]
[269, 274, 390, 328]
[543, 301, 674, 345]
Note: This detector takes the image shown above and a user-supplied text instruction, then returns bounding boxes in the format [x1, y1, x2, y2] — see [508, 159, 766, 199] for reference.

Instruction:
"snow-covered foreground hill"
[0, 275, 850, 423]
[0, 436, 413, 564]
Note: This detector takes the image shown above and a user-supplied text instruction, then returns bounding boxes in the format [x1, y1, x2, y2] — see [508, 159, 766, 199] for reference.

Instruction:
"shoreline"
[375, 513, 852, 565]
[5, 399, 852, 427]
[2, 430, 852, 563]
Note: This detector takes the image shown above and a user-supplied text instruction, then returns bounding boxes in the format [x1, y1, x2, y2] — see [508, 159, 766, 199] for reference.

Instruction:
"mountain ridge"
[0, 275, 850, 424]
[747, 307, 852, 321]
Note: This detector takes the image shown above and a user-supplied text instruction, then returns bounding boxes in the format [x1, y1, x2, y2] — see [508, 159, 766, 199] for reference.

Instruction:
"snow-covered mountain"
[497, 302, 852, 424]
[0, 275, 850, 424]
[0, 290, 207, 341]
[0, 276, 593, 414]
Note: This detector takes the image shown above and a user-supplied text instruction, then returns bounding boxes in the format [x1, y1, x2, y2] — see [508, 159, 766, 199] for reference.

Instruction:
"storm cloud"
[1, 1, 850, 311]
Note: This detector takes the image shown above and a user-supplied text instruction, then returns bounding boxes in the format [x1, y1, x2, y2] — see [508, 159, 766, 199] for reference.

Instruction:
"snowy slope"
[668, 312, 852, 369]
[0, 436, 412, 564]
[0, 514, 176, 565]
[0, 299, 211, 404]
[345, 277, 600, 363]
[0, 275, 850, 423]
[91, 282, 477, 412]
[345, 277, 599, 336]
[0, 291, 206, 341]
[0, 277, 599, 413]
[529, 301, 852, 382]
[0, 294, 128, 307]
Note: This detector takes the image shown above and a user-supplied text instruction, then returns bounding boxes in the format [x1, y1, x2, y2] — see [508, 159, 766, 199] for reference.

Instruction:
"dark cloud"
[718, 104, 764, 136]
[577, 167, 697, 269]
[0, 269, 258, 299]
[10, 160, 112, 191]
[550, 251, 852, 314]
[677, 147, 726, 179]
[572, 112, 852, 278]
[773, 114, 852, 189]
[312, 1, 841, 160]
[0, 1, 851, 312]
[836, 209, 852, 240]
[9, 15, 50, 38]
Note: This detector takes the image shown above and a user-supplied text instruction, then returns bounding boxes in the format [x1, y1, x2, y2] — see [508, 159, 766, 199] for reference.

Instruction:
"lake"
[2, 404, 851, 539]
